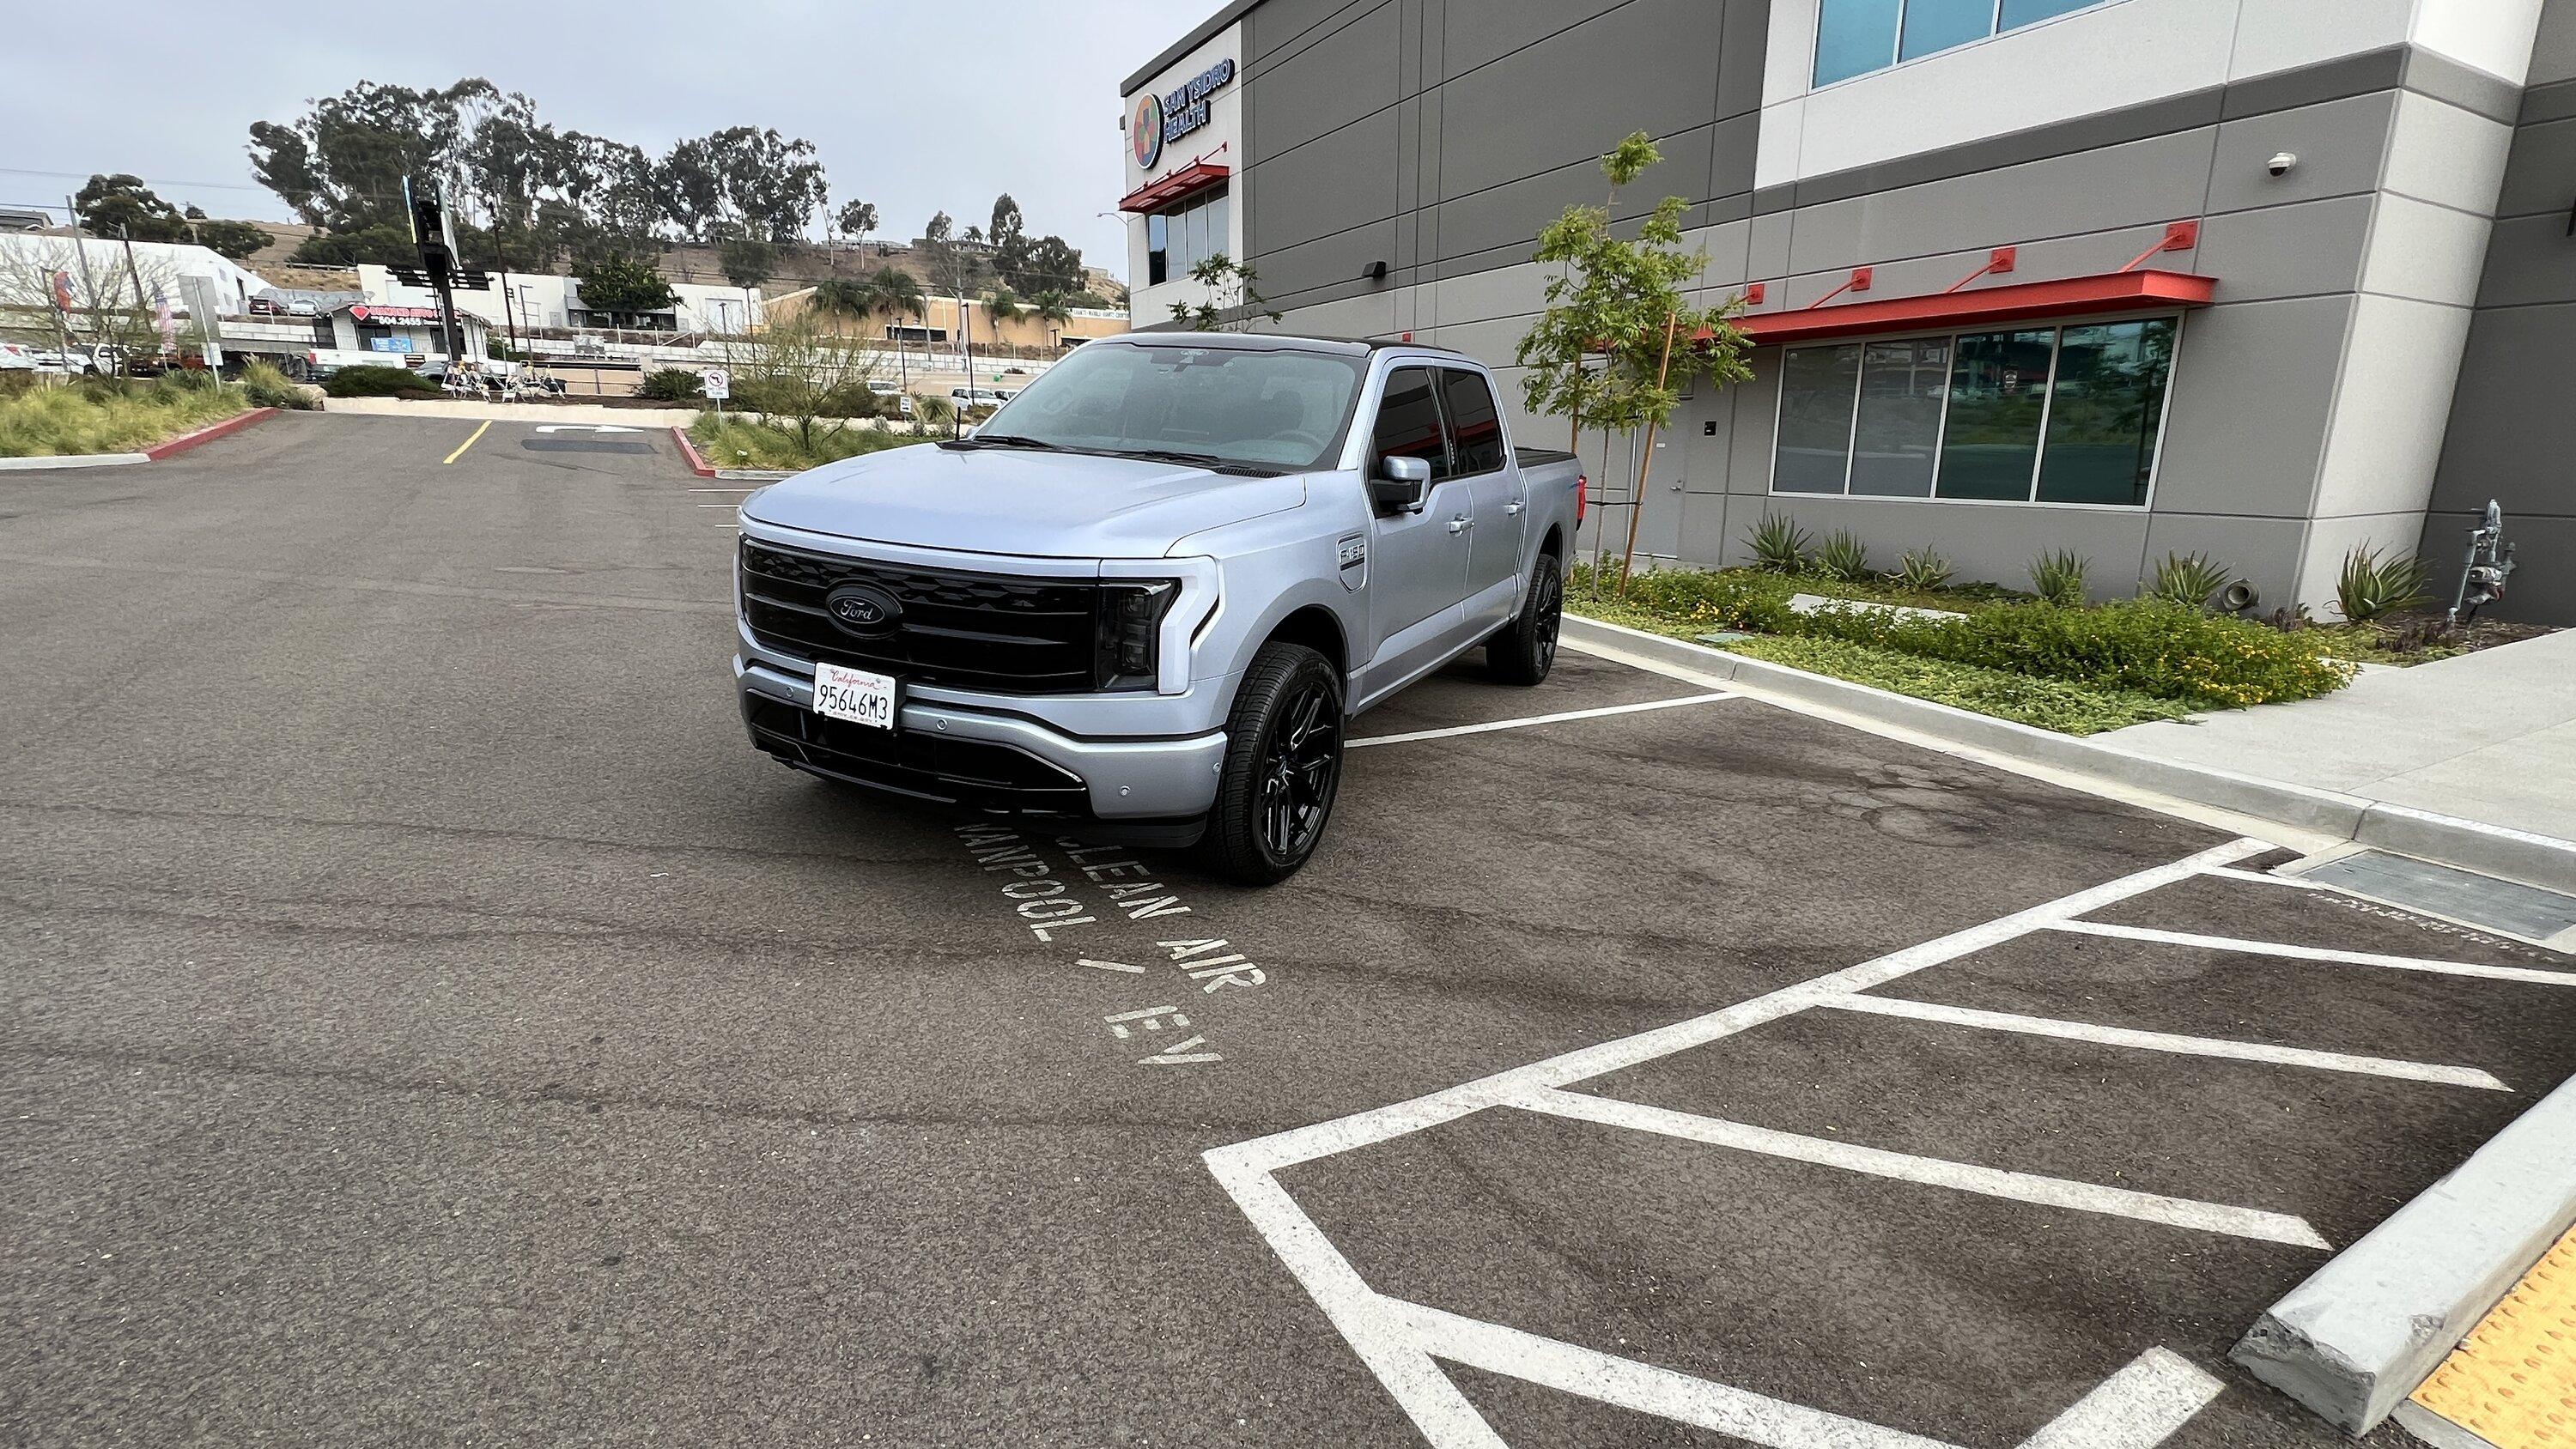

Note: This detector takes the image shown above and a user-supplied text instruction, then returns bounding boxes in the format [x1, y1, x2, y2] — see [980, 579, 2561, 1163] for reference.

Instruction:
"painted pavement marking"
[2047, 920, 2576, 986]
[1824, 993, 2509, 1090]
[1204, 839, 2275, 1447]
[2201, 865, 2323, 889]
[440, 419, 492, 465]
[1519, 1086, 2330, 1248]
[1346, 691, 1735, 749]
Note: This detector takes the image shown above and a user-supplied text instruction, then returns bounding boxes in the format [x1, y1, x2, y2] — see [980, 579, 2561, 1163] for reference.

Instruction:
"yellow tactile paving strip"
[2412, 1225, 2576, 1448]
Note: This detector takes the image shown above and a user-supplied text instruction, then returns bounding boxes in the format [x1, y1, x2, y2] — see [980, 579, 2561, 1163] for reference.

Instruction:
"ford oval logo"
[824, 583, 902, 637]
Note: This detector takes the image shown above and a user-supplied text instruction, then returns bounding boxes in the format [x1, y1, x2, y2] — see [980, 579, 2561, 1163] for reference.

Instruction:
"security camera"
[2266, 152, 2298, 178]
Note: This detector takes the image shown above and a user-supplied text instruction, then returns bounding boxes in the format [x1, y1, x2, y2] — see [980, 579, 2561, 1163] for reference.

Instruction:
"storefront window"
[1772, 318, 2176, 506]
[1814, 0, 1902, 85]
[1775, 343, 1862, 493]
[2036, 318, 2174, 506]
[1146, 186, 1230, 290]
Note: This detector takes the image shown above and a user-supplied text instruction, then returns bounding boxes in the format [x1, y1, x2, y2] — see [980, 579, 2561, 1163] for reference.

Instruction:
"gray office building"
[1119, 0, 2576, 621]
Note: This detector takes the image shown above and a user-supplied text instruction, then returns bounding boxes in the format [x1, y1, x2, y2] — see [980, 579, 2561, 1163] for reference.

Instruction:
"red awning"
[1118, 161, 1230, 214]
[1722, 270, 2215, 345]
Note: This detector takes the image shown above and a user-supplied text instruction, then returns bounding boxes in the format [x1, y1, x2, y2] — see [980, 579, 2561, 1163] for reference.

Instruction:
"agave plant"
[1892, 548, 1953, 591]
[1744, 513, 1812, 573]
[2148, 552, 2231, 610]
[1814, 530, 1872, 582]
[2029, 549, 2089, 608]
[2336, 543, 2429, 622]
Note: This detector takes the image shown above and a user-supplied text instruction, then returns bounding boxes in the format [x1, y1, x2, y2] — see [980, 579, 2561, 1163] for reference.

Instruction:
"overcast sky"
[0, 1, 1189, 282]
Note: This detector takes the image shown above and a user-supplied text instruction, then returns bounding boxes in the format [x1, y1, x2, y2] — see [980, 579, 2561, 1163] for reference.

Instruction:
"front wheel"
[1486, 553, 1563, 686]
[1205, 642, 1345, 885]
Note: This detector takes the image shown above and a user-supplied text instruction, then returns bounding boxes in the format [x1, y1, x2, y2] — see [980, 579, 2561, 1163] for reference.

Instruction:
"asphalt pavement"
[4, 412, 2573, 1448]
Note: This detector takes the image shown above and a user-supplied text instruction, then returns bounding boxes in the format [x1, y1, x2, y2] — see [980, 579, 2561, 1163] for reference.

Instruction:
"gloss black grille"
[738, 539, 1097, 692]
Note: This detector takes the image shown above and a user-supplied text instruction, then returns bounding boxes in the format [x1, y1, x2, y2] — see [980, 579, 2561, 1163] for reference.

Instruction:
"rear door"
[1443, 367, 1522, 631]
[1358, 366, 1473, 696]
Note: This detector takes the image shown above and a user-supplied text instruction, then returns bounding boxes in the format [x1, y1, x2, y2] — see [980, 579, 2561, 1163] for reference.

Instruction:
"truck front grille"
[738, 539, 1098, 693]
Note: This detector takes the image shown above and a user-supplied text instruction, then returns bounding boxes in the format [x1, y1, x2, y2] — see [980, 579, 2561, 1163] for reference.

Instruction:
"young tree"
[576, 252, 677, 315]
[981, 286, 1023, 345]
[835, 198, 878, 269]
[1514, 131, 1751, 591]
[923, 211, 954, 245]
[75, 175, 190, 243]
[1170, 253, 1279, 332]
[718, 310, 883, 456]
[719, 231, 780, 292]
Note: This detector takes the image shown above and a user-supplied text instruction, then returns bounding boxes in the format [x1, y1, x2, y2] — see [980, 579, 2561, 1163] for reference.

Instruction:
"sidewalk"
[319, 397, 701, 426]
[2101, 629, 2576, 846]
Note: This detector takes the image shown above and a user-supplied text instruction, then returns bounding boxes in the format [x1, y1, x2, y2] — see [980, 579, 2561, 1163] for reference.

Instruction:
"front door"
[1358, 367, 1473, 703]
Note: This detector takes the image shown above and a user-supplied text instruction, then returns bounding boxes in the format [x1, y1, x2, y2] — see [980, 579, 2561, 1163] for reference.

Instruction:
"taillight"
[1576, 474, 1589, 524]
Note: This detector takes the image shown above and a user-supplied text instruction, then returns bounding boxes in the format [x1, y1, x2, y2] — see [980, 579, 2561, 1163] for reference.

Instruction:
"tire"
[1205, 641, 1346, 885]
[1486, 552, 1563, 686]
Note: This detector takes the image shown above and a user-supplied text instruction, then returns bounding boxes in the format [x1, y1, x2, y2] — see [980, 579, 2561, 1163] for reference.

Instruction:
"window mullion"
[1843, 343, 1864, 494]
[2026, 324, 2066, 502]
[1929, 331, 1958, 497]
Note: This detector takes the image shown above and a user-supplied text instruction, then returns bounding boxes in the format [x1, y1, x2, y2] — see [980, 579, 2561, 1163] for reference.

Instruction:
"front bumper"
[734, 656, 1228, 827]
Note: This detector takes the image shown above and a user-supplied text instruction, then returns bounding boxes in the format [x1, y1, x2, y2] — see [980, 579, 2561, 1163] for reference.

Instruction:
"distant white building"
[357, 264, 760, 336]
[0, 233, 271, 312]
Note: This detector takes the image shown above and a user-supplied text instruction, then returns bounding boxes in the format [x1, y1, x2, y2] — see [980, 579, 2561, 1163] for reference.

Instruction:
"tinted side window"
[1439, 370, 1505, 475]
[1371, 367, 1448, 475]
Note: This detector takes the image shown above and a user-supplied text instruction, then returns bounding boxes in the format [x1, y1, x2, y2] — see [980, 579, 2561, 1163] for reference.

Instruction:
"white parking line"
[2201, 866, 2322, 889]
[1825, 994, 2509, 1089]
[1204, 839, 2276, 1448]
[1518, 1087, 2330, 1248]
[1346, 691, 1735, 749]
[696, 502, 741, 509]
[2046, 920, 2576, 986]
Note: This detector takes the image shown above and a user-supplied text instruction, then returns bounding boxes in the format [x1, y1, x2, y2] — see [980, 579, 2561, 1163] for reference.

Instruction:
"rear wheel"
[1486, 552, 1563, 686]
[1206, 642, 1345, 885]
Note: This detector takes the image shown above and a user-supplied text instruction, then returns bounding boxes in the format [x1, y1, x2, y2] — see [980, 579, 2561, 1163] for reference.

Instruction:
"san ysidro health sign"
[1133, 57, 1236, 171]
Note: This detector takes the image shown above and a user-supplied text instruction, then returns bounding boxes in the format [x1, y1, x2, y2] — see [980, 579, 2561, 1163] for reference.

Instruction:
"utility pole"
[64, 194, 108, 367]
[486, 196, 522, 361]
[954, 247, 975, 439]
[117, 226, 151, 371]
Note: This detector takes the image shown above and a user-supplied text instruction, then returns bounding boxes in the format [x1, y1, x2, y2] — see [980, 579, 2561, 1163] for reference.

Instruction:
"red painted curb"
[671, 424, 716, 477]
[145, 406, 278, 462]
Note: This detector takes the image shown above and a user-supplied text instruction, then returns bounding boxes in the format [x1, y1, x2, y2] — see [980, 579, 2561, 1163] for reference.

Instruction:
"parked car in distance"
[865, 379, 902, 396]
[0, 343, 38, 370]
[949, 386, 1008, 408]
[733, 332, 1583, 883]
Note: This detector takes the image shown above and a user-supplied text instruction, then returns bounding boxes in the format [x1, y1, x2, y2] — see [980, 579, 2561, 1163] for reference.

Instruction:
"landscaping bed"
[687, 413, 927, 472]
[0, 376, 252, 458]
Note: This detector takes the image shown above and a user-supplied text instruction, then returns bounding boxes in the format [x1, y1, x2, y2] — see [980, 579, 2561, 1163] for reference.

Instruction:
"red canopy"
[1718, 270, 2215, 345]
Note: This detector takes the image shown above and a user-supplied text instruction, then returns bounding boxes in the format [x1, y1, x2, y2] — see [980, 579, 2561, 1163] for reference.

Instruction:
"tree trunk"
[1616, 312, 1682, 599]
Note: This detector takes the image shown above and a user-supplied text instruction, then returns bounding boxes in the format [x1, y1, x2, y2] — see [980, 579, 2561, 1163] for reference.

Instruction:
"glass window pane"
[2036, 318, 2174, 506]
[1814, 0, 1901, 84]
[1775, 344, 1861, 494]
[1850, 337, 1948, 496]
[1440, 369, 1506, 474]
[1206, 192, 1231, 264]
[1147, 213, 1168, 287]
[2001, 0, 2097, 27]
[1373, 367, 1448, 473]
[1935, 328, 2055, 500]
[1900, 0, 1996, 60]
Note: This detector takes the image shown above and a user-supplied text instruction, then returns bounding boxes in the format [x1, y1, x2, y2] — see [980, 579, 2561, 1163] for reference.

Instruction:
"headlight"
[1094, 580, 1177, 690]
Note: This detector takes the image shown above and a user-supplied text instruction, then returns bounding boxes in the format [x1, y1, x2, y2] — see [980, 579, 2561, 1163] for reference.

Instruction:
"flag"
[155, 287, 177, 352]
[50, 270, 75, 312]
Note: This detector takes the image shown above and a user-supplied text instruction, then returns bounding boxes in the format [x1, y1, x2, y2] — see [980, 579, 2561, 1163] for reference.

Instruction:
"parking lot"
[6, 412, 2573, 1447]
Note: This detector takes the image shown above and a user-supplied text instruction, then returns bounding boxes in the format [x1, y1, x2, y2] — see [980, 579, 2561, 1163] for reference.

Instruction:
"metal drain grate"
[2293, 850, 2576, 946]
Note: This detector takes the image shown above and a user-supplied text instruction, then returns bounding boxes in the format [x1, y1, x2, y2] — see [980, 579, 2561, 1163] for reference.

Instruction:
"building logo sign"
[349, 304, 442, 323]
[1157, 57, 1235, 151]
[1133, 91, 1165, 170]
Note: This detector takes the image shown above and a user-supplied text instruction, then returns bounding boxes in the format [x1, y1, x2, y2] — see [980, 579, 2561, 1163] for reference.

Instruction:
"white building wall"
[0, 233, 272, 312]
[357, 264, 761, 333]
[1122, 23, 1244, 329]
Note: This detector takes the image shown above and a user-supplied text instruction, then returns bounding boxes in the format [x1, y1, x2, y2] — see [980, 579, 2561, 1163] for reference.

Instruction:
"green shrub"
[237, 359, 316, 410]
[688, 414, 920, 471]
[1716, 634, 2197, 735]
[1574, 560, 1795, 632]
[1892, 549, 1953, 591]
[2148, 552, 2230, 610]
[2336, 543, 2429, 622]
[2029, 549, 2089, 607]
[321, 365, 440, 398]
[640, 367, 704, 401]
[1745, 513, 1812, 572]
[1812, 530, 1872, 582]
[1791, 597, 2351, 708]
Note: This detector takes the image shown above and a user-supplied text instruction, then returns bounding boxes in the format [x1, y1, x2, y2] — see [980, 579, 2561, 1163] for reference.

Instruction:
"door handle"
[1448, 514, 1471, 534]
[1504, 500, 1524, 515]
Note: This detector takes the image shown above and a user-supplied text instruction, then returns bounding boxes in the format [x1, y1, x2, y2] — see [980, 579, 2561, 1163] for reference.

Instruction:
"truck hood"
[738, 443, 1307, 559]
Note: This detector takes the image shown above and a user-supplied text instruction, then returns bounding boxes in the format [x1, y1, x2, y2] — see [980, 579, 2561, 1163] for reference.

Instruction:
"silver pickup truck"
[732, 331, 1584, 882]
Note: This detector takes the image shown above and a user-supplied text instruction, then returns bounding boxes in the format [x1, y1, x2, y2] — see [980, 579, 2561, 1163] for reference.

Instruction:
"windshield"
[973, 343, 1365, 471]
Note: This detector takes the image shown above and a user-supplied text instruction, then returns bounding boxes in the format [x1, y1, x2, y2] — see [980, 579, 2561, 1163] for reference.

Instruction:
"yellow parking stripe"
[2412, 1224, 2576, 1447]
[441, 420, 492, 465]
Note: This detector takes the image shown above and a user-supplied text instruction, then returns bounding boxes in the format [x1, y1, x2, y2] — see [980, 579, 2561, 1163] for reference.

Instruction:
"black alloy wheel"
[1259, 678, 1340, 862]
[1206, 641, 1346, 884]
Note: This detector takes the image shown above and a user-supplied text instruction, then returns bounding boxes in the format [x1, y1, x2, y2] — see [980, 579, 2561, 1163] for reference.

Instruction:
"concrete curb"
[0, 405, 278, 473]
[0, 452, 146, 471]
[1562, 615, 2576, 893]
[144, 406, 277, 461]
[2230, 1072, 2576, 1432]
[671, 425, 715, 477]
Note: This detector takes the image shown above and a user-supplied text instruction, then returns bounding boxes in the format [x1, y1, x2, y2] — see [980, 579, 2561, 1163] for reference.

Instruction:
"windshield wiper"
[1103, 447, 1278, 476]
[939, 433, 1063, 452]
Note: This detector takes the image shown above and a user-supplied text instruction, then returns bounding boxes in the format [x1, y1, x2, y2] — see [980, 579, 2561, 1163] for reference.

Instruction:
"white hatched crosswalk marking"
[2047, 919, 2576, 986]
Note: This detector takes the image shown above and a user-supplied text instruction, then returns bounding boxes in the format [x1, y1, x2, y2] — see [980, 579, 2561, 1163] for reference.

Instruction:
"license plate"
[811, 662, 897, 731]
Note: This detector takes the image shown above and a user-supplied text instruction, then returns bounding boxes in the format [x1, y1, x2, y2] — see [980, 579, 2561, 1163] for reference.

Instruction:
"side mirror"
[1370, 454, 1431, 513]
